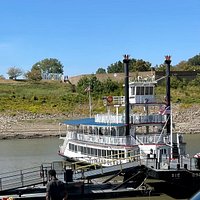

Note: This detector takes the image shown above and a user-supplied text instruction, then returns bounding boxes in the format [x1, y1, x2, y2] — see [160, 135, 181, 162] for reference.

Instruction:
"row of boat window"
[70, 126, 125, 136]
[131, 86, 154, 96]
[69, 143, 137, 158]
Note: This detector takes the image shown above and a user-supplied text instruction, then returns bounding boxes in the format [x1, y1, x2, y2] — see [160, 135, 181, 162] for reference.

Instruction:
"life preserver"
[107, 96, 113, 103]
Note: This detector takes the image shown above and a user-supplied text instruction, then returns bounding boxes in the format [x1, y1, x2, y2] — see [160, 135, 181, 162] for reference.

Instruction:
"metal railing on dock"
[0, 163, 53, 192]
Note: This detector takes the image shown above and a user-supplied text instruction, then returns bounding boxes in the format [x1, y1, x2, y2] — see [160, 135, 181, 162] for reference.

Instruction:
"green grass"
[0, 80, 199, 116]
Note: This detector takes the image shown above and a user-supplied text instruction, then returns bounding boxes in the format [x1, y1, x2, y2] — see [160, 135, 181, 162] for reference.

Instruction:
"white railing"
[65, 131, 137, 146]
[113, 96, 125, 105]
[136, 134, 170, 145]
[62, 131, 171, 146]
[95, 114, 124, 124]
[110, 95, 163, 104]
[95, 114, 166, 124]
[130, 114, 166, 124]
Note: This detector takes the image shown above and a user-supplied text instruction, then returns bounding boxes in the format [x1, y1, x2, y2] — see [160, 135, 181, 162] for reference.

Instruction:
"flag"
[159, 106, 171, 115]
[84, 86, 91, 92]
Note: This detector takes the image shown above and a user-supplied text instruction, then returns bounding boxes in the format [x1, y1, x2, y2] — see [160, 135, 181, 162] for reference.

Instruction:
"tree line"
[4, 53, 200, 81]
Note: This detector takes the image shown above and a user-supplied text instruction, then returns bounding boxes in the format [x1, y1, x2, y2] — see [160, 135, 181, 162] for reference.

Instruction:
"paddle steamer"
[58, 55, 186, 166]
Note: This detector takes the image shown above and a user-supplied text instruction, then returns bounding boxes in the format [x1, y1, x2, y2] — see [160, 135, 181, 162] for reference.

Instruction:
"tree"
[102, 78, 120, 94]
[107, 58, 151, 73]
[32, 58, 64, 74]
[76, 75, 105, 99]
[135, 59, 151, 71]
[174, 54, 200, 71]
[25, 69, 42, 81]
[7, 67, 23, 80]
[0, 75, 5, 79]
[188, 54, 200, 66]
[96, 68, 106, 74]
[107, 61, 124, 73]
[188, 73, 200, 86]
[174, 61, 190, 71]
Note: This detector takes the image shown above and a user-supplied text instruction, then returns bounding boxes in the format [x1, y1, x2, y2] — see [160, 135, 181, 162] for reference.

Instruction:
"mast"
[165, 55, 171, 135]
[123, 55, 130, 136]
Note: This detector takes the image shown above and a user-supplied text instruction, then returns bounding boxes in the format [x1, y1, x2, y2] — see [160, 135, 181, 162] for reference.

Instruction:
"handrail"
[62, 151, 142, 176]
[0, 163, 53, 192]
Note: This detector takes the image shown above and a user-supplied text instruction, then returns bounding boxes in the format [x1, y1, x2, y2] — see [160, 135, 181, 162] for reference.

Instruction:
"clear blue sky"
[0, 0, 199, 78]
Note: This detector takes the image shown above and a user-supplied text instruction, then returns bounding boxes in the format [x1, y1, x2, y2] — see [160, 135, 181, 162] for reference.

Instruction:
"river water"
[0, 134, 200, 173]
[0, 137, 62, 173]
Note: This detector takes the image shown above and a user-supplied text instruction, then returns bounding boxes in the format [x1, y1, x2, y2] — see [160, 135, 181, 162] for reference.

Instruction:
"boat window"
[112, 150, 118, 159]
[136, 87, 140, 95]
[81, 146, 83, 153]
[83, 126, 87, 133]
[102, 150, 106, 157]
[89, 126, 93, 134]
[160, 149, 167, 155]
[111, 128, 116, 136]
[78, 146, 81, 152]
[107, 150, 111, 158]
[104, 127, 109, 136]
[119, 150, 125, 158]
[131, 86, 135, 95]
[160, 149, 163, 154]
[87, 148, 91, 155]
[119, 150, 122, 158]
[119, 127, 125, 136]
[94, 127, 98, 135]
[150, 86, 153, 95]
[99, 127, 103, 135]
[74, 145, 77, 152]
[94, 149, 97, 156]
[127, 150, 134, 157]
[145, 87, 149, 95]
[98, 149, 101, 157]
[141, 87, 144, 95]
[76, 125, 80, 133]
[145, 86, 154, 95]
[83, 147, 86, 154]
[91, 148, 94, 155]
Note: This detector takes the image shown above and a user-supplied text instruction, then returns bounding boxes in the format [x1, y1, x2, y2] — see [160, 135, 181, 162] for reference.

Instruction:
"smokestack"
[123, 55, 130, 136]
[165, 55, 171, 135]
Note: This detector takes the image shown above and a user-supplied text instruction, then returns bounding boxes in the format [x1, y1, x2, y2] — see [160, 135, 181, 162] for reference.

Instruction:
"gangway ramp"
[0, 163, 53, 193]
[73, 160, 141, 180]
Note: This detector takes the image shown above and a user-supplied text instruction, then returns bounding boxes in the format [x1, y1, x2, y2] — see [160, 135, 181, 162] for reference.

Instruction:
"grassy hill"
[0, 78, 200, 117]
[0, 80, 88, 115]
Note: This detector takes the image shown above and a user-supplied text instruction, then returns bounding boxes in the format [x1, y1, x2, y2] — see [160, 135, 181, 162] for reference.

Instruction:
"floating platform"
[0, 158, 200, 199]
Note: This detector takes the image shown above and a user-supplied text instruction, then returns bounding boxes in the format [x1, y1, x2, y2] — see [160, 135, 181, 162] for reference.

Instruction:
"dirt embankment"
[0, 104, 199, 140]
[0, 113, 75, 140]
[173, 104, 200, 134]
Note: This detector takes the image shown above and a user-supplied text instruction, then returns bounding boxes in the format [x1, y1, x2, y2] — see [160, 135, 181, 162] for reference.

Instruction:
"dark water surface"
[0, 137, 62, 173]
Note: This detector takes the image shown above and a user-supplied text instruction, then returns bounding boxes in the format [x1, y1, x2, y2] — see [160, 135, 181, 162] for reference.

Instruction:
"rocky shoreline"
[0, 104, 200, 140]
[0, 113, 69, 140]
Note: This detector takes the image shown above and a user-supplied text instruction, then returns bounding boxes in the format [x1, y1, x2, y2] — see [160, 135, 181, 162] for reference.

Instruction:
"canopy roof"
[62, 118, 124, 127]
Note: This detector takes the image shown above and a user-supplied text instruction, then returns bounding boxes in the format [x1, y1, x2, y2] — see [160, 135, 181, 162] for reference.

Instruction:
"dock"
[0, 154, 200, 199]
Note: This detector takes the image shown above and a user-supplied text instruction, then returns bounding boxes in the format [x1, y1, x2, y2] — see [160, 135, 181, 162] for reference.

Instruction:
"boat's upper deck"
[62, 117, 124, 127]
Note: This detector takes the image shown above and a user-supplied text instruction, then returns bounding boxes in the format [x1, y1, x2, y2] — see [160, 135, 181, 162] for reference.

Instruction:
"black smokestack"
[123, 55, 130, 136]
[165, 55, 171, 135]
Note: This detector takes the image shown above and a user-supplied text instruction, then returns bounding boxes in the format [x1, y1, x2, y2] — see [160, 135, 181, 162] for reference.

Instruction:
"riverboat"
[58, 56, 186, 167]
